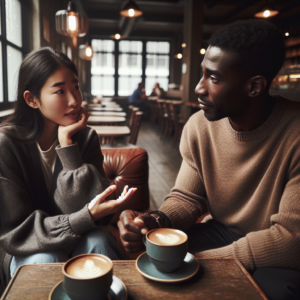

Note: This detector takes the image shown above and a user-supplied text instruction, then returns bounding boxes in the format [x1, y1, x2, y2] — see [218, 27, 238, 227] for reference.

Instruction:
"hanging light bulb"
[79, 44, 93, 61]
[182, 43, 186, 48]
[174, 53, 182, 59]
[110, 33, 124, 40]
[200, 48, 206, 55]
[285, 32, 289, 36]
[120, 0, 143, 18]
[254, 1, 279, 18]
[56, 1, 89, 37]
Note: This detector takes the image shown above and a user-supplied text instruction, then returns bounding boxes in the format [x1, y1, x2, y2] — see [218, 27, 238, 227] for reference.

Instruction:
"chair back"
[128, 107, 139, 130]
[129, 111, 143, 144]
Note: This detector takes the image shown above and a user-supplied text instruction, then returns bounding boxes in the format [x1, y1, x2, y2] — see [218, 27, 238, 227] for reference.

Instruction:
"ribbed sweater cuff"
[233, 238, 255, 271]
[69, 205, 97, 235]
[196, 244, 234, 260]
[56, 143, 83, 170]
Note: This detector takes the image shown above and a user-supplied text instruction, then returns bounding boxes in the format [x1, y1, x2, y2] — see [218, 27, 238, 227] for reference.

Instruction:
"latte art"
[147, 228, 187, 246]
[66, 255, 112, 279]
[154, 233, 181, 245]
[73, 259, 103, 279]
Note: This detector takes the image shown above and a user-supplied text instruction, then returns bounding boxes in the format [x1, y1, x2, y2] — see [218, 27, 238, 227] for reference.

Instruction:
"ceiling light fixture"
[254, 0, 279, 18]
[55, 1, 89, 37]
[79, 43, 93, 61]
[120, 0, 143, 18]
[174, 53, 182, 59]
[182, 43, 186, 48]
[285, 32, 289, 36]
[110, 33, 124, 40]
[200, 48, 206, 55]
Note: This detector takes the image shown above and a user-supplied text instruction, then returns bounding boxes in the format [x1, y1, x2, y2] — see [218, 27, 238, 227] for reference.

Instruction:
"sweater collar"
[224, 96, 287, 141]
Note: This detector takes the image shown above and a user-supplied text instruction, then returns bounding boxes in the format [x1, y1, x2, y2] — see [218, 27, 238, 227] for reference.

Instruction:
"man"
[150, 82, 165, 99]
[128, 82, 146, 109]
[118, 19, 300, 300]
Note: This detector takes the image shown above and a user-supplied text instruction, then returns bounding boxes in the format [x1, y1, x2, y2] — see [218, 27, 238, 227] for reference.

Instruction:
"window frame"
[90, 39, 171, 97]
[0, 0, 28, 111]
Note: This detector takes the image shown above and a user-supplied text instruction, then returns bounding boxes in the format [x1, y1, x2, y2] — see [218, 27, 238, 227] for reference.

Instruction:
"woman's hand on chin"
[58, 107, 89, 147]
[88, 185, 137, 221]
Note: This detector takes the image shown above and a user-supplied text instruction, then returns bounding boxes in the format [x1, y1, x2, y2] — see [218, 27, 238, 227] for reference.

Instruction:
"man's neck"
[229, 94, 277, 132]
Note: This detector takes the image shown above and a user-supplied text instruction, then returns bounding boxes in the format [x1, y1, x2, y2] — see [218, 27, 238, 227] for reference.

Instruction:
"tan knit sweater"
[160, 96, 300, 271]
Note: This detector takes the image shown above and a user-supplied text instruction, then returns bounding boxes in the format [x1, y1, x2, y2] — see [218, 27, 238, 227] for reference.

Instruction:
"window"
[0, 0, 25, 109]
[145, 42, 170, 95]
[118, 40, 142, 96]
[91, 39, 115, 96]
[90, 39, 170, 97]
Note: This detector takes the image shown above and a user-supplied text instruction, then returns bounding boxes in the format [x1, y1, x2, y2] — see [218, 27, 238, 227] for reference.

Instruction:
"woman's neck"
[37, 119, 58, 151]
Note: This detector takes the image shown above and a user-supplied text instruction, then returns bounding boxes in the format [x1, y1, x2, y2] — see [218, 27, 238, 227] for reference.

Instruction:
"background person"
[150, 82, 165, 99]
[118, 20, 300, 300]
[128, 82, 146, 111]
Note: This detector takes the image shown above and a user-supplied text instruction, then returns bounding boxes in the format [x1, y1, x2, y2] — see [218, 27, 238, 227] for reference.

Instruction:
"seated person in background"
[150, 82, 165, 99]
[128, 82, 146, 110]
[118, 19, 300, 300]
[0, 47, 136, 293]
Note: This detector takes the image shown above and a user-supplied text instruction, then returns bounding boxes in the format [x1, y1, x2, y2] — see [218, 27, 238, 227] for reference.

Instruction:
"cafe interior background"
[0, 0, 300, 211]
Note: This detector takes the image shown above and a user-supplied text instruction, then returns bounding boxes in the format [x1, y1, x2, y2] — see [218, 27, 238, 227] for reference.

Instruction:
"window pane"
[118, 76, 142, 96]
[146, 42, 170, 54]
[91, 76, 114, 96]
[119, 41, 142, 53]
[145, 55, 169, 76]
[145, 77, 169, 95]
[6, 0, 22, 47]
[0, 43, 3, 102]
[91, 53, 115, 75]
[92, 39, 114, 52]
[118, 54, 142, 76]
[7, 46, 22, 101]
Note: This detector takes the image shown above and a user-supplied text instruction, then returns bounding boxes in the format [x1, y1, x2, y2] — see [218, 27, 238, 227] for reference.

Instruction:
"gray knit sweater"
[0, 127, 111, 293]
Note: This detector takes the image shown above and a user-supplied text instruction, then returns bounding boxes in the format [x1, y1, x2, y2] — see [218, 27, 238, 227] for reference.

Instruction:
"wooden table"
[89, 125, 131, 144]
[87, 116, 126, 125]
[88, 106, 123, 112]
[89, 111, 126, 117]
[1, 259, 267, 300]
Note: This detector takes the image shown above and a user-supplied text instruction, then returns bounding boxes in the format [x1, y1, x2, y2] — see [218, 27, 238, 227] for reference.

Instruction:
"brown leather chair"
[102, 147, 149, 225]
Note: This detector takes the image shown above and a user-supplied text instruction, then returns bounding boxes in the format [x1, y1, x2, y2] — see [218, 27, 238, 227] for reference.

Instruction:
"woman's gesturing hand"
[58, 107, 89, 147]
[88, 185, 137, 221]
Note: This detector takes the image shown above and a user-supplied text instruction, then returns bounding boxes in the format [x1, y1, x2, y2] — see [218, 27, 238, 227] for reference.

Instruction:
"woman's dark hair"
[208, 19, 285, 86]
[0, 47, 78, 143]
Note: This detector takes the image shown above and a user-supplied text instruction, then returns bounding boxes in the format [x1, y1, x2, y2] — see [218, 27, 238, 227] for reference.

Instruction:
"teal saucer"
[49, 275, 127, 300]
[135, 252, 199, 283]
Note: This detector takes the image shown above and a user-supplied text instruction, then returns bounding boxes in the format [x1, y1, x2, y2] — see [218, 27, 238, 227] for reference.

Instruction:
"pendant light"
[120, 0, 143, 18]
[254, 0, 279, 18]
[55, 0, 89, 37]
[174, 53, 182, 59]
[110, 33, 124, 40]
[79, 43, 93, 61]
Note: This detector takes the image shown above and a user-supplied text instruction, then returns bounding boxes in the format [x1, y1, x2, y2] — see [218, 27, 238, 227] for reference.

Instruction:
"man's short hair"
[208, 19, 285, 85]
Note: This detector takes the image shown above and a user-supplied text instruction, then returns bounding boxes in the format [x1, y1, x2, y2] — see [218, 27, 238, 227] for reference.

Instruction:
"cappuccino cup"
[143, 228, 188, 272]
[62, 254, 113, 300]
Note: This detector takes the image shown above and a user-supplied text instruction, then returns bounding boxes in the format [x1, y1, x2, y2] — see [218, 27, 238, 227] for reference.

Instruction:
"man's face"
[195, 46, 250, 122]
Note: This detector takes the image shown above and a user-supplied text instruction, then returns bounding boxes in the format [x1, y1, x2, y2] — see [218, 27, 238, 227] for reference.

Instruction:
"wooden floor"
[136, 121, 183, 210]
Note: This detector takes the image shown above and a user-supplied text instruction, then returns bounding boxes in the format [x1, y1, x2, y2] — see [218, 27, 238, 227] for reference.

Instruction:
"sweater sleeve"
[159, 121, 208, 230]
[54, 128, 112, 225]
[0, 134, 97, 256]
[191, 142, 300, 271]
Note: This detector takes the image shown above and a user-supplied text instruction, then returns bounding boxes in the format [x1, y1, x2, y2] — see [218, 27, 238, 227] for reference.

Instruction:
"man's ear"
[23, 91, 39, 109]
[247, 75, 268, 98]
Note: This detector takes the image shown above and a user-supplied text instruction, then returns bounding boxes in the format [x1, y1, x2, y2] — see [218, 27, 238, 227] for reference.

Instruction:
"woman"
[0, 47, 135, 288]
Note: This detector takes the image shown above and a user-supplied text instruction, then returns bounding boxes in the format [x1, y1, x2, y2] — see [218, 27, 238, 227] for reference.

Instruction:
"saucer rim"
[135, 251, 199, 283]
[48, 275, 128, 300]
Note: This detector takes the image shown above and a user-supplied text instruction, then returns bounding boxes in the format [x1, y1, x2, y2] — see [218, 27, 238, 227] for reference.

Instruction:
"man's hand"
[117, 210, 157, 253]
[58, 107, 89, 147]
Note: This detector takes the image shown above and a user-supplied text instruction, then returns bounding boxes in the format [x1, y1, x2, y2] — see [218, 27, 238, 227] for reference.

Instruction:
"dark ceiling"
[82, 0, 300, 42]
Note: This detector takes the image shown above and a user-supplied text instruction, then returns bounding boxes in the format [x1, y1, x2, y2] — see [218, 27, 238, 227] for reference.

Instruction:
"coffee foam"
[66, 256, 111, 279]
[147, 228, 187, 246]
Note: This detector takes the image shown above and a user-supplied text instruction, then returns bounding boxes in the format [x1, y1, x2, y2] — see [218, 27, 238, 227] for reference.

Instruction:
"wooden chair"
[129, 111, 143, 145]
[168, 102, 185, 146]
[128, 106, 139, 131]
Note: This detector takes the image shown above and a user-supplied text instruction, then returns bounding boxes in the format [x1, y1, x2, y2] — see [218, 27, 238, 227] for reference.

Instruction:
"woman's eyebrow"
[51, 79, 78, 87]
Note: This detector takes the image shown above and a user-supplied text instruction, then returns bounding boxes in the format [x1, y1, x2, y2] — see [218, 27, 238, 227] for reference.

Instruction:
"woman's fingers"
[116, 188, 137, 204]
[97, 185, 117, 204]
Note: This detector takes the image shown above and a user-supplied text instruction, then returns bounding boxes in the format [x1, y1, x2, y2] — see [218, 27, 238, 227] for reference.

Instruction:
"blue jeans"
[10, 226, 124, 278]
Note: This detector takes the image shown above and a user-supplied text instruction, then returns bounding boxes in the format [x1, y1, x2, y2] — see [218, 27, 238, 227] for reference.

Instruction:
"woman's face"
[37, 67, 82, 126]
